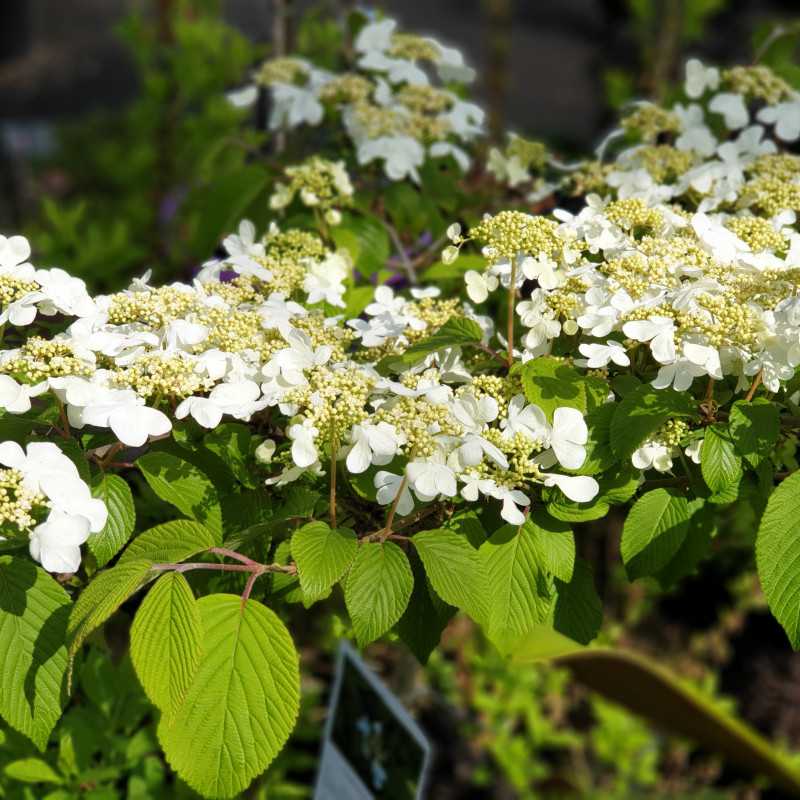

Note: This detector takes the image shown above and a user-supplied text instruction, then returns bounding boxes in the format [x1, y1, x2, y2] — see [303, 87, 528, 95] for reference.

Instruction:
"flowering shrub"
[3, 11, 800, 798]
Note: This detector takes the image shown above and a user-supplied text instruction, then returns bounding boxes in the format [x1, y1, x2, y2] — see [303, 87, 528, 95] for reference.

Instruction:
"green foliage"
[0, 557, 70, 750]
[344, 542, 413, 647]
[130, 573, 202, 715]
[413, 528, 488, 626]
[291, 521, 357, 600]
[158, 595, 300, 799]
[89, 474, 136, 568]
[611, 385, 696, 459]
[756, 471, 800, 648]
[521, 357, 607, 420]
[137, 452, 223, 540]
[378, 317, 484, 372]
[621, 488, 691, 580]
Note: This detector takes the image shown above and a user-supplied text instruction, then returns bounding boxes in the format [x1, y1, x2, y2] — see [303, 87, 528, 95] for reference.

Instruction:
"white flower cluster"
[0, 220, 598, 537]
[230, 17, 484, 181]
[450, 61, 800, 474]
[0, 441, 106, 573]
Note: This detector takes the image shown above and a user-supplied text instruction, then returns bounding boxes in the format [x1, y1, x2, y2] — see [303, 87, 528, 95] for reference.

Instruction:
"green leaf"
[522, 647, 800, 797]
[203, 423, 255, 488]
[480, 521, 562, 646]
[423, 253, 485, 282]
[68, 560, 153, 656]
[291, 521, 357, 600]
[655, 500, 716, 589]
[620, 489, 691, 580]
[4, 758, 63, 784]
[521, 357, 608, 421]
[158, 595, 299, 799]
[756, 471, 800, 648]
[610, 385, 696, 459]
[119, 520, 217, 567]
[379, 316, 483, 372]
[701, 425, 743, 495]
[412, 528, 488, 625]
[88, 474, 135, 567]
[0, 557, 70, 750]
[130, 573, 202, 715]
[553, 558, 603, 645]
[137, 452, 223, 541]
[728, 398, 780, 468]
[395, 555, 455, 663]
[573, 402, 618, 475]
[331, 213, 389, 279]
[188, 166, 269, 260]
[344, 542, 413, 647]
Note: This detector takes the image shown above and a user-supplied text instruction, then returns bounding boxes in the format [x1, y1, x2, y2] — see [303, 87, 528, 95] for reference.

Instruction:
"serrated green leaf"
[553, 558, 603, 645]
[395, 554, 455, 663]
[4, 758, 63, 784]
[0, 557, 70, 750]
[521, 357, 608, 421]
[137, 452, 222, 540]
[728, 398, 780, 468]
[291, 521, 357, 599]
[701, 425, 743, 495]
[119, 520, 216, 567]
[203, 423, 255, 488]
[89, 474, 135, 567]
[573, 402, 618, 475]
[344, 542, 412, 646]
[130, 573, 202, 715]
[620, 488, 691, 580]
[656, 500, 716, 589]
[611, 385, 696, 459]
[412, 528, 488, 625]
[68, 559, 153, 656]
[480, 517, 574, 646]
[379, 316, 483, 372]
[756, 472, 800, 648]
[158, 595, 299, 799]
[331, 213, 389, 278]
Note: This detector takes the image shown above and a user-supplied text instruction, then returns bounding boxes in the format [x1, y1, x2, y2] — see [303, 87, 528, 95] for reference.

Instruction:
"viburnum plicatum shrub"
[2, 11, 800, 795]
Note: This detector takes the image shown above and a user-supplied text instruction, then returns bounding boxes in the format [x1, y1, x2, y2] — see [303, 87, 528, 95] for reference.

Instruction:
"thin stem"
[469, 341, 507, 366]
[151, 562, 286, 574]
[744, 370, 763, 402]
[382, 218, 417, 285]
[98, 442, 124, 471]
[208, 547, 257, 566]
[506, 260, 517, 367]
[329, 435, 338, 529]
[378, 475, 408, 542]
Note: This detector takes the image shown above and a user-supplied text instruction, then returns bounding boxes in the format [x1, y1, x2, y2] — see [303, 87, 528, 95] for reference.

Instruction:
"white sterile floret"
[0, 441, 108, 573]
[500, 395, 549, 442]
[288, 422, 319, 468]
[68, 387, 172, 447]
[684, 59, 720, 99]
[541, 473, 600, 503]
[578, 341, 630, 368]
[374, 470, 414, 516]
[622, 316, 677, 364]
[758, 98, 800, 142]
[407, 458, 458, 501]
[632, 442, 674, 473]
[346, 422, 401, 474]
[263, 329, 333, 387]
[175, 380, 265, 429]
[548, 407, 589, 470]
[464, 270, 499, 303]
[303, 252, 349, 307]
